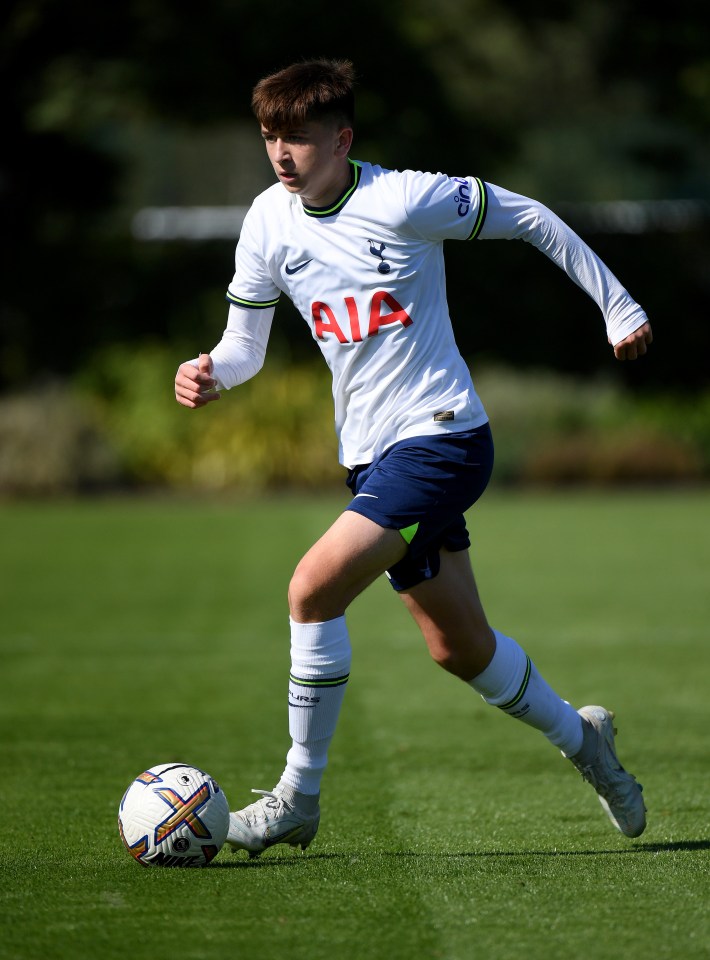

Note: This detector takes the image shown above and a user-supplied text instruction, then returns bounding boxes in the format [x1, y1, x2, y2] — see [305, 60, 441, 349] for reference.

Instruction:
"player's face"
[261, 120, 353, 207]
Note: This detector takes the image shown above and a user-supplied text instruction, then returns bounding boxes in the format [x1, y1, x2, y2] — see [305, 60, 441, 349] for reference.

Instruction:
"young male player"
[175, 59, 652, 856]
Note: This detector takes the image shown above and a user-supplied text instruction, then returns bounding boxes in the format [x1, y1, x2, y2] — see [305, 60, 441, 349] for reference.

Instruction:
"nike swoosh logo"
[263, 825, 307, 846]
[285, 259, 313, 275]
[354, 493, 379, 499]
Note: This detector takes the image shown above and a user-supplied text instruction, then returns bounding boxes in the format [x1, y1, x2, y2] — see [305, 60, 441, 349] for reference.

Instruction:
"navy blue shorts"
[344, 424, 494, 591]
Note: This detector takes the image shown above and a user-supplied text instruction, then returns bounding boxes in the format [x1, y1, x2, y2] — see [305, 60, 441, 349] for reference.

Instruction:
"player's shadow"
[211, 839, 710, 867]
[211, 851, 344, 868]
[388, 840, 710, 858]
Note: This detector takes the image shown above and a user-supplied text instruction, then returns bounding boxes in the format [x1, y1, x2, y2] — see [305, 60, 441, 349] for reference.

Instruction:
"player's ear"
[336, 127, 353, 156]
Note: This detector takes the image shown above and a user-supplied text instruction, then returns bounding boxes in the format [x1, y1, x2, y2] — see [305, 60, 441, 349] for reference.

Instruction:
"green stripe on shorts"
[399, 522, 420, 545]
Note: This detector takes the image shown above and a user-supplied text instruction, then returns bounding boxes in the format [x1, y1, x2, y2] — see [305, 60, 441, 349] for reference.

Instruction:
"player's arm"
[174, 303, 275, 409]
[478, 183, 653, 359]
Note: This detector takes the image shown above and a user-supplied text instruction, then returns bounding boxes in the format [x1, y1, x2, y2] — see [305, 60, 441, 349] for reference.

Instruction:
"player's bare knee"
[288, 560, 331, 621]
[288, 564, 314, 615]
[424, 624, 496, 681]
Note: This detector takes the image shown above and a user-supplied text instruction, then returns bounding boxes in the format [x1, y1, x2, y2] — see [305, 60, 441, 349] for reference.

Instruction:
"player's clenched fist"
[612, 321, 653, 361]
[175, 353, 221, 408]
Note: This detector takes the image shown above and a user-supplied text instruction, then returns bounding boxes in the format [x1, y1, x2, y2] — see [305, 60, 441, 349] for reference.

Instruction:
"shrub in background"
[474, 366, 705, 486]
[472, 366, 622, 484]
[77, 342, 342, 492]
[1, 346, 708, 496]
[0, 382, 120, 495]
[523, 430, 702, 485]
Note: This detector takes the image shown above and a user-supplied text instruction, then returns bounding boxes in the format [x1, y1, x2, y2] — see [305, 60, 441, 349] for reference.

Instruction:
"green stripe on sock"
[497, 656, 531, 711]
[289, 673, 350, 688]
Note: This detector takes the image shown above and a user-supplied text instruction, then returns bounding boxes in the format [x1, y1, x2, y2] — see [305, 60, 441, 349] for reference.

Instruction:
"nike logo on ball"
[285, 259, 313, 275]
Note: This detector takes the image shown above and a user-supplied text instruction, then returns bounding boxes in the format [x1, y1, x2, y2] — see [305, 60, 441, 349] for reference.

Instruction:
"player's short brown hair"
[252, 59, 355, 131]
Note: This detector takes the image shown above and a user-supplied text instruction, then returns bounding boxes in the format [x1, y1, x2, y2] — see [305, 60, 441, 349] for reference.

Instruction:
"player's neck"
[301, 159, 352, 209]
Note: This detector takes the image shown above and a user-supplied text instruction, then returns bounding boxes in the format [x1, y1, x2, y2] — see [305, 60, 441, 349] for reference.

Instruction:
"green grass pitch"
[1, 490, 708, 959]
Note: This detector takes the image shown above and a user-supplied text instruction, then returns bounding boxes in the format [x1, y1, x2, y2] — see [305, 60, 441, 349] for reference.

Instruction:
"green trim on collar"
[302, 159, 361, 218]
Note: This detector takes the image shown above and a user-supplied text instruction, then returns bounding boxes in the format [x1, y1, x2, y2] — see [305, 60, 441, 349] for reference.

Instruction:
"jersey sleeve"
[400, 170, 489, 242]
[478, 182, 649, 345]
[209, 304, 275, 390]
[226, 203, 282, 310]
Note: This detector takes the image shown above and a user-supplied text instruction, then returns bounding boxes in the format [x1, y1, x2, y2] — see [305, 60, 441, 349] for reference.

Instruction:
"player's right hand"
[175, 353, 221, 408]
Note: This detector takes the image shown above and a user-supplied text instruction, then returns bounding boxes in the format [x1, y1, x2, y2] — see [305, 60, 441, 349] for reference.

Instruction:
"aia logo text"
[311, 291, 412, 343]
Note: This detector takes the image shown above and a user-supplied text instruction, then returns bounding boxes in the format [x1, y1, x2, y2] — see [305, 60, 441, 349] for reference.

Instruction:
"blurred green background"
[2, 0, 709, 494]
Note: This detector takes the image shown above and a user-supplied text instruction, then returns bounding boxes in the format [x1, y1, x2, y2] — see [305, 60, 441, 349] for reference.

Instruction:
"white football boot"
[565, 705, 646, 838]
[226, 785, 320, 858]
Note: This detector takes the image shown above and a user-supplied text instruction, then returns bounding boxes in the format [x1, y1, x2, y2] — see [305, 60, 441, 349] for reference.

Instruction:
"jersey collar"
[301, 159, 361, 219]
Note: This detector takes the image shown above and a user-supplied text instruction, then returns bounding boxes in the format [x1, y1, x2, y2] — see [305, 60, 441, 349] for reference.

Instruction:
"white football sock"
[469, 629, 583, 756]
[279, 616, 351, 796]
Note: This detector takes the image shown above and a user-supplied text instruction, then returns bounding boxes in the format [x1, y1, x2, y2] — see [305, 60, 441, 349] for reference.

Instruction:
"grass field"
[1, 490, 708, 960]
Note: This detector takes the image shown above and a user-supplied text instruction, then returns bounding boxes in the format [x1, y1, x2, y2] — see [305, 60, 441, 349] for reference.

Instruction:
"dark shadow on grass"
[381, 840, 710, 858]
[631, 840, 710, 854]
[209, 852, 344, 869]
[210, 839, 710, 867]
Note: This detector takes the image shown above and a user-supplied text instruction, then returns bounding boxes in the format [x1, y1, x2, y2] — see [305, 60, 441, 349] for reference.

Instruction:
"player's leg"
[227, 427, 493, 856]
[227, 510, 406, 857]
[397, 544, 495, 678]
[280, 511, 405, 802]
[400, 548, 646, 837]
[399, 548, 585, 752]
[288, 509, 407, 623]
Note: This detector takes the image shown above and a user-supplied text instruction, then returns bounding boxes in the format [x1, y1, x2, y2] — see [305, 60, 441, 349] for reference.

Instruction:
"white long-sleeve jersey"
[208, 159, 648, 468]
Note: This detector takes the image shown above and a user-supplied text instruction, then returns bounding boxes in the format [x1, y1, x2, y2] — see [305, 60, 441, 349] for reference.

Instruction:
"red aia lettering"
[312, 302, 348, 343]
[312, 293, 412, 342]
[345, 296, 362, 342]
[368, 291, 413, 336]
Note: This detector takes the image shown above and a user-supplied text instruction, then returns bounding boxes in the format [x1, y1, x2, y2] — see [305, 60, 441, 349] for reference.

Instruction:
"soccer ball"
[118, 762, 230, 867]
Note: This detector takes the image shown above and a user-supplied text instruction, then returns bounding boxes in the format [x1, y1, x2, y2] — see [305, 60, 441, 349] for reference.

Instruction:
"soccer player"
[175, 59, 652, 856]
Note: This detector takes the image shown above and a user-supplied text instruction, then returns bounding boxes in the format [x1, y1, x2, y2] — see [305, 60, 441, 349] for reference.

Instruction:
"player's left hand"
[612, 321, 653, 361]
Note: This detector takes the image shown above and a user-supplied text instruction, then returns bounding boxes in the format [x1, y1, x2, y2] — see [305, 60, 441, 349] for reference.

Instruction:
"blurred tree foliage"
[2, 0, 708, 391]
